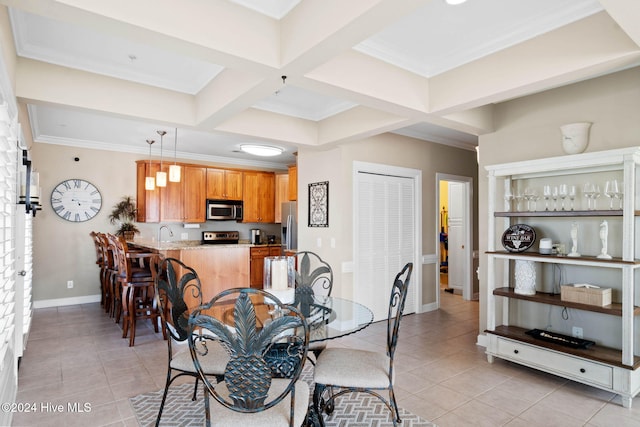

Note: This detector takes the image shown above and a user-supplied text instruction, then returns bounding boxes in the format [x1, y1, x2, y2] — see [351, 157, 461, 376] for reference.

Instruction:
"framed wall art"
[308, 181, 329, 227]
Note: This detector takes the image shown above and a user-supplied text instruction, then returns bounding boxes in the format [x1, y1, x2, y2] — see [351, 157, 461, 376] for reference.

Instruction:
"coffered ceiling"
[2, 0, 639, 168]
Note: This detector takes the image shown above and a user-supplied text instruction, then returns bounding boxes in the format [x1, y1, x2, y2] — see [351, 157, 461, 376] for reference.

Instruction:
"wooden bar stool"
[108, 233, 160, 346]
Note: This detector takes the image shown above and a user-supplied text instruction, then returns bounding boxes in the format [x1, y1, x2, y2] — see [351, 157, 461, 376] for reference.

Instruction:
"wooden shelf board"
[486, 325, 640, 370]
[486, 251, 640, 265]
[492, 287, 640, 316]
[494, 210, 640, 217]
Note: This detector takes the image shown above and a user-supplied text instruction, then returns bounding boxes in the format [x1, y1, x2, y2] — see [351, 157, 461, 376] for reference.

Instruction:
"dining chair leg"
[121, 284, 132, 339]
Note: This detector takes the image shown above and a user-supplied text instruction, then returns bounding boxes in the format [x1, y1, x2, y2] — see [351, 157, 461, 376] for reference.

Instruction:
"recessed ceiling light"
[240, 144, 284, 157]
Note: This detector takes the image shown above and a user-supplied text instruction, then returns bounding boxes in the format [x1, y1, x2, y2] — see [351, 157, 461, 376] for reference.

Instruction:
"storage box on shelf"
[485, 147, 640, 408]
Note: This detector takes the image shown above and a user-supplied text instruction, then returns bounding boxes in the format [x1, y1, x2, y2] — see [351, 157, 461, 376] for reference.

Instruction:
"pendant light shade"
[145, 139, 156, 190]
[169, 127, 181, 182]
[156, 130, 167, 187]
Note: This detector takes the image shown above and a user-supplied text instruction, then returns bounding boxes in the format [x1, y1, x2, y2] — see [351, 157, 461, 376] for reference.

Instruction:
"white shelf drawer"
[496, 337, 613, 388]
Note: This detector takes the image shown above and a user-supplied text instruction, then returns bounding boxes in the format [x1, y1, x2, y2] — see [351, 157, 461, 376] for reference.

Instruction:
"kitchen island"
[128, 239, 283, 300]
[129, 239, 252, 301]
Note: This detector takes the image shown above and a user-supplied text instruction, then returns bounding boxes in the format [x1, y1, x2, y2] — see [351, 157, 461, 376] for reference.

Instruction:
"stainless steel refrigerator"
[281, 201, 297, 251]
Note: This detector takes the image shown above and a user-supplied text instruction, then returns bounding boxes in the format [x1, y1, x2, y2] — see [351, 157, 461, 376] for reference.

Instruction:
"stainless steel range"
[202, 231, 239, 244]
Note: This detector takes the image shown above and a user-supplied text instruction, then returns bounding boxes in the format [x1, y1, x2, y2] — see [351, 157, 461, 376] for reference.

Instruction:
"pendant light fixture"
[145, 139, 156, 190]
[156, 130, 167, 187]
[169, 127, 181, 182]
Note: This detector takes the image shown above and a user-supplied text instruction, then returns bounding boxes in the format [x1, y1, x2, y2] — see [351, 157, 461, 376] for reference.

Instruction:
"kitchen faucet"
[158, 225, 173, 242]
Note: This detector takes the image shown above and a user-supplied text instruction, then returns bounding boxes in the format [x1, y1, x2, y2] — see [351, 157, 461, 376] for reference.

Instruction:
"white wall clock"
[51, 179, 102, 222]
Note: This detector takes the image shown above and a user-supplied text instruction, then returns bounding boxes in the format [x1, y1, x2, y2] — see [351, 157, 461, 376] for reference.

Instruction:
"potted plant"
[108, 196, 139, 240]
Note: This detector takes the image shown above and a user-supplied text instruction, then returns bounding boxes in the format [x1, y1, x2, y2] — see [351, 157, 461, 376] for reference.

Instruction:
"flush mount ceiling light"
[240, 144, 284, 157]
[445, 0, 467, 4]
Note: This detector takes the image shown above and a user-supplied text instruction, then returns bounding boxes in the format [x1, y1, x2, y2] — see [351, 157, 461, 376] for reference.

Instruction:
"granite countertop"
[129, 239, 283, 251]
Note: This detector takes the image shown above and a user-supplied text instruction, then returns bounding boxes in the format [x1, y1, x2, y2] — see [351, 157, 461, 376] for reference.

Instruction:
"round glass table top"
[301, 295, 374, 342]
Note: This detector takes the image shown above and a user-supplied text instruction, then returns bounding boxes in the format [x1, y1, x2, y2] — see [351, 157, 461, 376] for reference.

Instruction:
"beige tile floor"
[12, 289, 640, 426]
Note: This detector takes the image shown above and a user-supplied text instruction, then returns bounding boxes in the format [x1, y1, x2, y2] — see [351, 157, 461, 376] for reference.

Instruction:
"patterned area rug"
[130, 368, 436, 426]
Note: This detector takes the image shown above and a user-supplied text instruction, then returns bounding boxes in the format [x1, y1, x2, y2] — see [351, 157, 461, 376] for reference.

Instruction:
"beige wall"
[478, 66, 640, 334]
[297, 133, 479, 308]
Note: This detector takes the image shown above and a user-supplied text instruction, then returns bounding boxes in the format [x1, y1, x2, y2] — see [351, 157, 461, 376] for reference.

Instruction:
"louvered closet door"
[0, 102, 18, 426]
[355, 172, 415, 321]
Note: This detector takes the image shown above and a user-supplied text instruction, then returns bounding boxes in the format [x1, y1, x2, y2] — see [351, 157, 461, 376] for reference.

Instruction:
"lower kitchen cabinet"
[250, 246, 282, 288]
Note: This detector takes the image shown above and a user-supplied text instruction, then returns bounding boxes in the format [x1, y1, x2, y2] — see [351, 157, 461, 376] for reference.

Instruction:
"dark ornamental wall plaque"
[308, 181, 329, 227]
[502, 224, 536, 252]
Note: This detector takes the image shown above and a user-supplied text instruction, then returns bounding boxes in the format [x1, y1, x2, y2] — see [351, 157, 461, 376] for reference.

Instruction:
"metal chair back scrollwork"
[294, 251, 333, 300]
[154, 257, 228, 427]
[189, 287, 310, 427]
[311, 262, 413, 427]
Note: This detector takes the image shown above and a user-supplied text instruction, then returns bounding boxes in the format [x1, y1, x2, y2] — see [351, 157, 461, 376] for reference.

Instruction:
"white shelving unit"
[485, 147, 640, 408]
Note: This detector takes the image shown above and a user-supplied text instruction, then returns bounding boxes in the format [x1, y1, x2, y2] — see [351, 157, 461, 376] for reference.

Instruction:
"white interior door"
[447, 182, 466, 292]
[355, 171, 416, 321]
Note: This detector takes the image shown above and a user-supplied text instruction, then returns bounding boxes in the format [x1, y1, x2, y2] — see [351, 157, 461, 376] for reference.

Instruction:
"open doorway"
[436, 173, 474, 304]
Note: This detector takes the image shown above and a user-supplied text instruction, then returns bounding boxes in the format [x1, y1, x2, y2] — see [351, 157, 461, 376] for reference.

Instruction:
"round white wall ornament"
[560, 122, 591, 154]
[514, 260, 536, 295]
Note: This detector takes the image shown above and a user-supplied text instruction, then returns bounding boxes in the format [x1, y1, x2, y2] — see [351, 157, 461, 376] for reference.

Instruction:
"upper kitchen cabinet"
[243, 171, 275, 223]
[136, 161, 206, 223]
[288, 165, 297, 201]
[182, 165, 206, 223]
[275, 173, 289, 223]
[206, 168, 243, 200]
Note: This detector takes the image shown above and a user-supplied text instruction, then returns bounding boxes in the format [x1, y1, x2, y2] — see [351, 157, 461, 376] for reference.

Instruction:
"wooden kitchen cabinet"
[182, 165, 206, 222]
[274, 173, 289, 223]
[250, 246, 283, 288]
[206, 168, 243, 200]
[136, 161, 206, 223]
[288, 165, 297, 201]
[242, 171, 275, 223]
[136, 161, 160, 222]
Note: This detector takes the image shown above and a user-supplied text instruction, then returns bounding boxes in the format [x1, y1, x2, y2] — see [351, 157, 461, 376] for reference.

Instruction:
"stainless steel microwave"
[206, 199, 243, 221]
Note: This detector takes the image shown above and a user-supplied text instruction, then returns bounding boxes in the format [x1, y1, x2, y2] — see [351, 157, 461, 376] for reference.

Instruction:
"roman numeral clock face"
[51, 179, 102, 222]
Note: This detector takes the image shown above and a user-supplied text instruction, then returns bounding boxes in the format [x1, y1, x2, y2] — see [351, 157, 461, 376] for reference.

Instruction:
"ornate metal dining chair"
[154, 257, 229, 427]
[293, 251, 333, 363]
[312, 262, 413, 427]
[188, 287, 310, 427]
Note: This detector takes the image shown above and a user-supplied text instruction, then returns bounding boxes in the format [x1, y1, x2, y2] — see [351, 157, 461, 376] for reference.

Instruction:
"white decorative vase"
[514, 260, 536, 295]
[560, 122, 591, 155]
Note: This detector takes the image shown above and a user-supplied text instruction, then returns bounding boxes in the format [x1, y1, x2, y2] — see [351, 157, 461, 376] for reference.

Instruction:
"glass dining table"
[299, 294, 374, 343]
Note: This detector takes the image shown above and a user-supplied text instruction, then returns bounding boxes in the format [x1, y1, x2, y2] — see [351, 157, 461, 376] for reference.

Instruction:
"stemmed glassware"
[592, 184, 601, 210]
[605, 180, 619, 210]
[583, 183, 595, 210]
[543, 185, 552, 211]
[558, 184, 568, 211]
[551, 186, 559, 211]
[504, 187, 514, 211]
[568, 185, 577, 211]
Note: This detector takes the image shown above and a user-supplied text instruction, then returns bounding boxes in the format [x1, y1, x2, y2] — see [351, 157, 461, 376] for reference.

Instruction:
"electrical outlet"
[572, 326, 583, 338]
[67, 280, 73, 289]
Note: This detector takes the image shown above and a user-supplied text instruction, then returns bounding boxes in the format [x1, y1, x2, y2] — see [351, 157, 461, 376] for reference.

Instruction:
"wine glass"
[543, 185, 552, 211]
[504, 187, 514, 211]
[583, 183, 594, 210]
[530, 189, 540, 211]
[592, 184, 601, 210]
[568, 185, 577, 211]
[605, 180, 618, 209]
[617, 181, 624, 210]
[551, 186, 559, 211]
[523, 187, 533, 211]
[558, 184, 568, 211]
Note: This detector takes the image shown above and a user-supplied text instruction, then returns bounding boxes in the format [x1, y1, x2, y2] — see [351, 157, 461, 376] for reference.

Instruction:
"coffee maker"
[250, 228, 262, 245]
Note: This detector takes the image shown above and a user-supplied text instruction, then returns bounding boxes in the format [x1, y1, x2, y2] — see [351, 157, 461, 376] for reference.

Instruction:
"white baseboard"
[476, 333, 487, 348]
[33, 294, 101, 309]
[421, 302, 438, 312]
